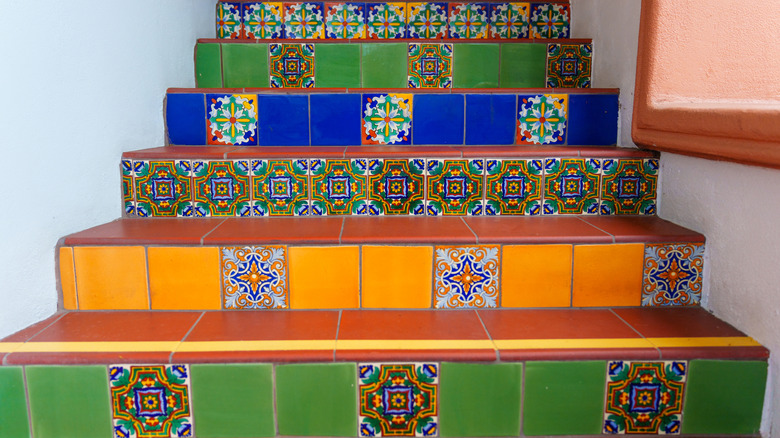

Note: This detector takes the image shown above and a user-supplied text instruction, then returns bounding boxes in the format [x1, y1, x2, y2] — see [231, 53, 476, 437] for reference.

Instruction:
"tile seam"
[569, 243, 575, 307]
[70, 247, 80, 310]
[576, 215, 615, 243]
[272, 363, 279, 436]
[608, 308, 662, 359]
[459, 216, 479, 244]
[144, 247, 152, 311]
[473, 309, 499, 361]
[334, 309, 342, 362]
[200, 218, 229, 245]
[25, 312, 69, 343]
[170, 311, 207, 364]
[22, 366, 34, 438]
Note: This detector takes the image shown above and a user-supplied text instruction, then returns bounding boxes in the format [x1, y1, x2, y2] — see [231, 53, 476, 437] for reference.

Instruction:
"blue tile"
[567, 94, 619, 145]
[465, 94, 516, 145]
[311, 94, 361, 145]
[413, 94, 464, 145]
[257, 95, 310, 146]
[166, 93, 206, 145]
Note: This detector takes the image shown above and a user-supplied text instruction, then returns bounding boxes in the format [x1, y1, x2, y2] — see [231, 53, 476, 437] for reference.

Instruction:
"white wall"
[0, 0, 213, 338]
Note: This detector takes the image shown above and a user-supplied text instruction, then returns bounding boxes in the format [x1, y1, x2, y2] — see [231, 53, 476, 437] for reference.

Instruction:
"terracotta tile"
[336, 349, 496, 362]
[28, 312, 201, 341]
[63, 218, 225, 245]
[362, 246, 433, 309]
[344, 145, 461, 158]
[464, 216, 611, 244]
[203, 217, 343, 245]
[497, 348, 660, 362]
[226, 146, 346, 159]
[341, 217, 476, 244]
[656, 347, 769, 360]
[0, 313, 65, 342]
[580, 216, 705, 243]
[59, 247, 78, 310]
[612, 307, 748, 338]
[122, 146, 240, 160]
[74, 246, 149, 310]
[571, 244, 644, 307]
[289, 246, 360, 309]
[460, 145, 583, 158]
[148, 247, 221, 310]
[173, 350, 333, 364]
[576, 146, 658, 158]
[5, 352, 173, 365]
[501, 245, 572, 308]
[185, 311, 339, 341]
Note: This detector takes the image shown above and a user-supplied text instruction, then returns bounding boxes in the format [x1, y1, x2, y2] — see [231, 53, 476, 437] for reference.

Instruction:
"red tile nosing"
[498, 348, 662, 362]
[5, 352, 174, 366]
[335, 349, 497, 362]
[197, 37, 587, 45]
[166, 87, 620, 95]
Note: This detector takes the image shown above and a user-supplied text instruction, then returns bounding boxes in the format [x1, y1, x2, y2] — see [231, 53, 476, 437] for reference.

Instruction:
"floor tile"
[407, 2, 448, 38]
[270, 43, 315, 88]
[311, 159, 367, 215]
[464, 216, 613, 244]
[30, 312, 200, 342]
[366, 3, 407, 38]
[288, 246, 360, 308]
[413, 94, 463, 144]
[166, 93, 207, 145]
[642, 243, 704, 306]
[124, 146, 242, 160]
[206, 93, 258, 145]
[543, 158, 600, 215]
[251, 159, 310, 216]
[366, 159, 425, 215]
[59, 247, 77, 310]
[452, 43, 498, 88]
[517, 94, 568, 145]
[489, 3, 530, 39]
[63, 218, 225, 245]
[362, 43, 408, 88]
[149, 247, 221, 310]
[448, 3, 488, 39]
[73, 246, 149, 310]
[217, 2, 243, 39]
[346, 146, 459, 158]
[572, 244, 644, 307]
[133, 160, 193, 217]
[243, 2, 285, 39]
[578, 216, 706, 243]
[192, 160, 252, 216]
[408, 43, 452, 88]
[325, 2, 366, 38]
[284, 2, 325, 39]
[228, 145, 346, 159]
[501, 244, 572, 307]
[362, 93, 413, 145]
[464, 94, 516, 144]
[195, 43, 222, 87]
[485, 159, 543, 215]
[221, 245, 289, 309]
[567, 94, 619, 145]
[362, 246, 433, 308]
[1, 314, 64, 342]
[341, 216, 477, 244]
[546, 43, 592, 88]
[426, 160, 483, 216]
[256, 94, 310, 145]
[222, 43, 270, 88]
[530, 3, 570, 38]
[600, 158, 658, 215]
[0, 367, 30, 438]
[311, 93, 362, 145]
[315, 44, 360, 88]
[499, 44, 546, 88]
[203, 217, 343, 244]
[434, 246, 499, 308]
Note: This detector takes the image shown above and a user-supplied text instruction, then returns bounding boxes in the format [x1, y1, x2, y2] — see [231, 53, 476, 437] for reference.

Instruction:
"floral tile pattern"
[243, 2, 285, 39]
[362, 93, 413, 145]
[434, 246, 499, 308]
[206, 94, 258, 145]
[485, 159, 543, 215]
[192, 160, 252, 217]
[310, 159, 367, 215]
[134, 160, 192, 218]
[122, 159, 135, 216]
[222, 246, 288, 309]
[270, 43, 315, 88]
[489, 2, 530, 39]
[604, 361, 687, 434]
[448, 3, 489, 39]
[217, 2, 243, 38]
[547, 43, 592, 88]
[530, 3, 569, 39]
[407, 3, 448, 38]
[251, 159, 310, 216]
[284, 2, 325, 38]
[408, 43, 453, 88]
[359, 363, 439, 437]
[427, 160, 484, 216]
[110, 364, 193, 438]
[643, 244, 704, 307]
[543, 158, 600, 215]
[600, 159, 658, 215]
[517, 94, 568, 145]
[366, 159, 426, 215]
[366, 3, 407, 39]
[325, 2, 366, 39]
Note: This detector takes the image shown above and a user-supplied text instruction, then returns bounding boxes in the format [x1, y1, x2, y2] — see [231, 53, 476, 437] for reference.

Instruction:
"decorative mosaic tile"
[485, 159, 543, 215]
[284, 2, 325, 39]
[547, 43, 592, 88]
[517, 94, 568, 145]
[366, 159, 426, 215]
[221, 246, 288, 309]
[366, 3, 407, 39]
[270, 43, 315, 88]
[408, 43, 452, 88]
[310, 159, 367, 215]
[543, 158, 600, 215]
[243, 2, 285, 39]
[642, 244, 704, 307]
[359, 363, 439, 437]
[217, 2, 243, 39]
[600, 159, 658, 215]
[122, 159, 135, 216]
[362, 93, 413, 145]
[191, 160, 251, 217]
[427, 160, 484, 216]
[604, 361, 687, 434]
[110, 364, 193, 438]
[530, 3, 569, 39]
[206, 94, 258, 145]
[134, 160, 192, 218]
[434, 246, 499, 308]
[407, 3, 448, 38]
[448, 3, 488, 39]
[251, 159, 310, 216]
[489, 3, 529, 39]
[326, 2, 366, 39]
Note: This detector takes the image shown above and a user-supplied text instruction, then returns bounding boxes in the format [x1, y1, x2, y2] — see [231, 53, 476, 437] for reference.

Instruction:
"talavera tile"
[434, 245, 499, 308]
[362, 246, 432, 307]
[0, 367, 30, 438]
[311, 93, 362, 145]
[452, 43, 498, 88]
[206, 94, 258, 145]
[222, 43, 269, 88]
[465, 94, 516, 144]
[221, 246, 289, 309]
[600, 158, 658, 215]
[499, 44, 547, 88]
[489, 3, 530, 39]
[448, 3, 489, 39]
[217, 2, 242, 39]
[270, 43, 315, 88]
[284, 2, 325, 39]
[167, 93, 206, 145]
[484, 159, 543, 216]
[362, 43, 408, 87]
[426, 160, 483, 216]
[310, 159, 367, 215]
[325, 2, 366, 38]
[148, 247, 222, 310]
[530, 3, 570, 38]
[122, 159, 135, 216]
[366, 3, 407, 39]
[251, 159, 310, 216]
[408, 43, 453, 88]
[407, 2, 448, 38]
[543, 158, 600, 215]
[546, 43, 592, 88]
[256, 95, 310, 146]
[643, 243, 704, 307]
[243, 2, 285, 39]
[195, 43, 222, 87]
[362, 93, 413, 145]
[133, 160, 192, 218]
[366, 159, 426, 215]
[414, 94, 463, 144]
[315, 44, 361, 88]
[517, 94, 568, 145]
[191, 160, 252, 217]
[567, 94, 619, 145]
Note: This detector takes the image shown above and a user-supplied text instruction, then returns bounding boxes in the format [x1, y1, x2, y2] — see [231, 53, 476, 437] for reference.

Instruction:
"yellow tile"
[73, 246, 149, 310]
[572, 244, 644, 307]
[288, 246, 360, 309]
[59, 247, 78, 310]
[362, 246, 432, 308]
[148, 247, 221, 310]
[501, 244, 572, 308]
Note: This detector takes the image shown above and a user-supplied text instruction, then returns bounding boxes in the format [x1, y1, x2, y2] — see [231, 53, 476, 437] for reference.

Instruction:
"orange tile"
[148, 247, 221, 310]
[73, 246, 149, 310]
[288, 246, 360, 309]
[362, 246, 433, 308]
[501, 245, 572, 308]
[572, 244, 644, 307]
[59, 247, 78, 310]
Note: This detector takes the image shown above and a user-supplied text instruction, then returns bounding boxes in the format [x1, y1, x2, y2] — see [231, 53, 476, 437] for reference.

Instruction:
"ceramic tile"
[221, 245, 289, 309]
[192, 160, 252, 217]
[572, 244, 644, 307]
[448, 3, 488, 39]
[74, 246, 149, 310]
[29, 312, 200, 343]
[203, 217, 343, 245]
[341, 216, 477, 244]
[426, 159, 483, 216]
[0, 367, 30, 438]
[530, 3, 570, 38]
[166, 93, 207, 145]
[485, 159, 543, 215]
[362, 246, 433, 308]
[243, 2, 285, 39]
[433, 245, 499, 308]
[499, 43, 546, 87]
[578, 216, 706, 244]
[133, 160, 192, 217]
[195, 43, 222, 87]
[567, 94, 619, 145]
[109, 365, 193, 438]
[501, 244, 572, 307]
[206, 94, 258, 145]
[362, 43, 408, 87]
[256, 94, 310, 145]
[270, 43, 315, 88]
[222, 43, 270, 88]
[362, 93, 413, 145]
[217, 2, 243, 39]
[325, 2, 366, 38]
[64, 218, 225, 246]
[366, 3, 407, 38]
[366, 159, 425, 215]
[407, 3, 448, 38]
[600, 159, 658, 215]
[452, 43, 498, 88]
[359, 363, 439, 437]
[251, 159, 309, 216]
[464, 216, 612, 244]
[284, 2, 325, 39]
[612, 307, 747, 339]
[408, 43, 452, 88]
[148, 247, 222, 310]
[288, 246, 360, 308]
[310, 159, 367, 215]
[543, 158, 600, 215]
[59, 247, 78, 309]
[122, 159, 135, 216]
[311, 93, 362, 145]
[546, 43, 592, 88]
[604, 361, 686, 434]
[315, 44, 361, 88]
[414, 94, 463, 144]
[642, 243, 704, 307]
[465, 94, 515, 144]
[489, 3, 530, 39]
[517, 94, 568, 145]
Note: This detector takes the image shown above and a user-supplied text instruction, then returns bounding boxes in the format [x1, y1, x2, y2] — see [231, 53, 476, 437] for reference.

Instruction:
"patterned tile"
[270, 43, 315, 88]
[221, 246, 288, 309]
[122, 159, 135, 216]
[366, 3, 407, 39]
[600, 159, 658, 215]
[448, 3, 489, 39]
[489, 3, 529, 39]
[310, 159, 367, 215]
[543, 158, 600, 215]
[251, 159, 310, 216]
[426, 160, 484, 216]
[134, 160, 192, 218]
[325, 2, 366, 39]
[243, 2, 285, 39]
[517, 94, 568, 145]
[359, 363, 439, 437]
[206, 94, 258, 145]
[434, 246, 499, 308]
[217, 2, 243, 39]
[530, 3, 569, 39]
[362, 93, 413, 145]
[407, 3, 448, 38]
[485, 159, 543, 215]
[547, 43, 592, 88]
[110, 364, 193, 438]
[192, 160, 252, 217]
[643, 244, 704, 307]
[284, 2, 325, 39]
[408, 43, 452, 88]
[366, 159, 426, 215]
[604, 361, 687, 434]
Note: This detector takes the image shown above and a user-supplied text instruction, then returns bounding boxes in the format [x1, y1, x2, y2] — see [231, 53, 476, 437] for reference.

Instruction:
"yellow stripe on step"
[13, 342, 180, 352]
[493, 338, 655, 349]
[176, 340, 336, 352]
[0, 342, 23, 353]
[646, 337, 763, 348]
[336, 340, 495, 350]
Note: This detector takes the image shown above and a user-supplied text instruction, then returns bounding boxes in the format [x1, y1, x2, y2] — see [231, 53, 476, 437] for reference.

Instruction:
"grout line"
[569, 244, 575, 307]
[200, 218, 229, 245]
[308, 94, 312, 146]
[338, 216, 346, 245]
[143, 247, 152, 310]
[170, 312, 206, 364]
[219, 42, 225, 88]
[608, 308, 662, 359]
[459, 216, 479, 244]
[69, 247, 80, 311]
[576, 215, 615, 243]
[462, 92, 467, 145]
[21, 312, 69, 344]
[334, 309, 343, 362]
[272, 363, 279, 436]
[358, 245, 363, 309]
[22, 366, 34, 437]
[473, 309, 499, 362]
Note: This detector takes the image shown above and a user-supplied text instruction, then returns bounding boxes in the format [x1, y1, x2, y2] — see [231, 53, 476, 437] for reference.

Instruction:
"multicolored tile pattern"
[434, 245, 499, 308]
[600, 159, 658, 215]
[366, 3, 408, 39]
[326, 2, 367, 38]
[284, 2, 325, 38]
[217, 2, 243, 38]
[243, 2, 285, 38]
[530, 3, 570, 38]
[547, 43, 592, 88]
[643, 244, 704, 307]
[366, 159, 426, 215]
[270, 43, 316, 88]
[222, 246, 289, 309]
[362, 93, 413, 145]
[206, 94, 258, 145]
[485, 159, 543, 215]
[517, 94, 568, 145]
[122, 159, 135, 216]
[133, 160, 192, 218]
[543, 158, 600, 215]
[408, 43, 452, 88]
[192, 160, 252, 217]
[311, 159, 367, 215]
[251, 159, 310, 216]
[489, 3, 530, 39]
[448, 3, 489, 39]
[426, 160, 483, 216]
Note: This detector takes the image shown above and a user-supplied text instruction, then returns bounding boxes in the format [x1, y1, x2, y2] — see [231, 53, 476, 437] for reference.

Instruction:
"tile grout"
[170, 311, 207, 364]
[608, 308, 662, 360]
[21, 366, 34, 438]
[333, 309, 343, 362]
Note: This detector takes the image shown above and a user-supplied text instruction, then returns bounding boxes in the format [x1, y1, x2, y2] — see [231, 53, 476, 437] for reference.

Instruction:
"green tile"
[276, 363, 357, 436]
[439, 362, 522, 437]
[453, 44, 499, 88]
[191, 364, 275, 437]
[315, 44, 360, 88]
[523, 361, 605, 435]
[362, 43, 407, 88]
[682, 360, 767, 435]
[0, 367, 30, 438]
[196, 43, 223, 88]
[222, 43, 269, 88]
[500, 43, 547, 88]
[26, 365, 111, 438]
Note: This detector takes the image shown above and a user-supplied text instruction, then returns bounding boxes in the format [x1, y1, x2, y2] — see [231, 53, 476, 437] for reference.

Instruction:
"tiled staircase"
[0, 2, 770, 438]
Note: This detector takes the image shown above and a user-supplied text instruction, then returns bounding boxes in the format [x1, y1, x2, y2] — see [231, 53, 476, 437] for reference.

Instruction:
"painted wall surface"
[0, 0, 213, 338]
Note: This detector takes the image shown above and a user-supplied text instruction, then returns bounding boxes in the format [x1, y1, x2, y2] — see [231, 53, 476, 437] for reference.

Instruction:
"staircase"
[0, 2, 769, 438]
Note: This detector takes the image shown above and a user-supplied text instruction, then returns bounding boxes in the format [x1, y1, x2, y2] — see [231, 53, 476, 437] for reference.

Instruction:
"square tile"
[251, 159, 310, 216]
[315, 44, 360, 87]
[243, 2, 285, 39]
[256, 94, 310, 146]
[465, 94, 516, 144]
[643, 243, 704, 307]
[284, 2, 325, 39]
[133, 160, 192, 217]
[530, 3, 570, 38]
[195, 43, 222, 87]
[0, 367, 30, 438]
[288, 246, 360, 309]
[452, 43, 498, 88]
[311, 159, 367, 215]
[217, 2, 243, 39]
[434, 245, 499, 308]
[366, 159, 425, 215]
[359, 363, 439, 437]
[221, 245, 289, 309]
[167, 93, 206, 145]
[413, 94, 463, 144]
[149, 247, 222, 310]
[408, 43, 452, 88]
[407, 3, 448, 38]
[222, 43, 270, 87]
[501, 244, 572, 307]
[489, 3, 530, 39]
[110, 365, 193, 438]
[547, 43, 592, 88]
[500, 43, 547, 87]
[517, 94, 568, 145]
[192, 160, 252, 217]
[572, 244, 644, 307]
[122, 159, 135, 216]
[206, 94, 258, 145]
[311, 93, 362, 145]
[600, 159, 658, 215]
[366, 3, 407, 38]
[567, 94, 619, 145]
[543, 158, 600, 215]
[362, 43, 408, 87]
[59, 247, 78, 309]
[362, 246, 433, 307]
[448, 3, 489, 39]
[74, 246, 149, 310]
[604, 361, 686, 434]
[485, 159, 543, 215]
[325, 2, 366, 38]
[362, 93, 413, 145]
[426, 159, 484, 216]
[270, 43, 315, 88]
